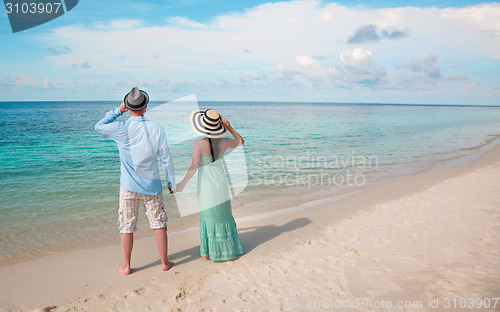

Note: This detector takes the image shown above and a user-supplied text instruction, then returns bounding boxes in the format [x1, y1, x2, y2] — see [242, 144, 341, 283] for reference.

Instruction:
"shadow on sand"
[135, 217, 312, 272]
[237, 217, 312, 253]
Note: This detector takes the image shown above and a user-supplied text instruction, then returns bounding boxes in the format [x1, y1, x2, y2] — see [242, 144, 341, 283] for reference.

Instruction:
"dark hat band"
[124, 89, 149, 110]
[202, 115, 220, 126]
[197, 114, 224, 132]
[204, 112, 220, 123]
[190, 109, 227, 138]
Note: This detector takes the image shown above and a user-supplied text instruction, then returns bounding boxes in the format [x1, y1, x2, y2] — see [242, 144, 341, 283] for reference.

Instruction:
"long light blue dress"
[197, 139, 244, 261]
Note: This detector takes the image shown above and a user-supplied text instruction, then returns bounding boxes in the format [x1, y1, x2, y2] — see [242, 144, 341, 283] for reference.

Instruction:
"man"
[95, 87, 176, 275]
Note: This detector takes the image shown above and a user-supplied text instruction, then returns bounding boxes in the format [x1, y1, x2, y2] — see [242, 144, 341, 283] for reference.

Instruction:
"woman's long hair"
[208, 138, 222, 162]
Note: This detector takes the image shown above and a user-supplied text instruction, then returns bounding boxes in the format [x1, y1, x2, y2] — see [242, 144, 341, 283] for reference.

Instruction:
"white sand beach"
[1, 144, 499, 312]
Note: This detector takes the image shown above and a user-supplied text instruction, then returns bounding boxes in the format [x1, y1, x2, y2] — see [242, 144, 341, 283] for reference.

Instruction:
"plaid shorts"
[118, 186, 168, 233]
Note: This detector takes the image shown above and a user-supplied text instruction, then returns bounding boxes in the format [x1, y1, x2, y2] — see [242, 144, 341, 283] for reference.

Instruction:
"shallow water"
[1, 101, 500, 264]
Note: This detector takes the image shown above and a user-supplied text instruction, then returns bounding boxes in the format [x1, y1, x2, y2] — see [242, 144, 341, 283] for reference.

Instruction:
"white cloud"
[13, 0, 495, 103]
[276, 55, 322, 76]
[324, 50, 459, 92]
[388, 55, 444, 91]
[328, 48, 387, 86]
[440, 4, 500, 33]
[41, 1, 500, 71]
[9, 74, 36, 86]
[0, 74, 37, 90]
[294, 55, 316, 67]
[237, 70, 260, 82]
[166, 17, 212, 30]
[0, 75, 70, 92]
[348, 24, 409, 44]
[43, 78, 66, 89]
[440, 4, 500, 59]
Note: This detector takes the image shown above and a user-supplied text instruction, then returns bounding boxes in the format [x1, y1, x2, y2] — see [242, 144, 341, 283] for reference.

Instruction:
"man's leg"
[144, 191, 174, 271]
[117, 233, 133, 275]
[154, 228, 174, 271]
[117, 187, 140, 275]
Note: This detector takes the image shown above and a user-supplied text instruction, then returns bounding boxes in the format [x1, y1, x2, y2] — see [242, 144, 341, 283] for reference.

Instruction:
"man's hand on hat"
[119, 102, 129, 114]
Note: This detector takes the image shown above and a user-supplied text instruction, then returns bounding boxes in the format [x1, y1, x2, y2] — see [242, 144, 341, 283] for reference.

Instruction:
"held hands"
[176, 182, 185, 193]
[119, 102, 129, 114]
[168, 187, 176, 194]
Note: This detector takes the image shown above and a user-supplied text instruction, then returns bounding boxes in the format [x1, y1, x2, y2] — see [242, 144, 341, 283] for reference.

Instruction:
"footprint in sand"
[350, 248, 367, 257]
[175, 287, 187, 300]
[238, 290, 251, 302]
[125, 288, 143, 298]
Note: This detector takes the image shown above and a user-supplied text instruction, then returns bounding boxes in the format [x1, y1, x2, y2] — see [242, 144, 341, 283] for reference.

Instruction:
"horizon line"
[1, 100, 500, 108]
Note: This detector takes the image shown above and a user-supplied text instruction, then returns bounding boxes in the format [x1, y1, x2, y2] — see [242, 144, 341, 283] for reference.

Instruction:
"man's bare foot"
[162, 261, 174, 271]
[116, 265, 131, 275]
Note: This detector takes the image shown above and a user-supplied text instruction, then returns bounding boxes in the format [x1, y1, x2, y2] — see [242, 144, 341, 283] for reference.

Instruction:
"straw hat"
[124, 87, 149, 110]
[190, 109, 227, 138]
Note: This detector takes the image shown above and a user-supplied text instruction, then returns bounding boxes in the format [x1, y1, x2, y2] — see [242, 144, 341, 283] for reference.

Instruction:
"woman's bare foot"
[116, 265, 131, 275]
[200, 255, 210, 259]
[162, 261, 174, 271]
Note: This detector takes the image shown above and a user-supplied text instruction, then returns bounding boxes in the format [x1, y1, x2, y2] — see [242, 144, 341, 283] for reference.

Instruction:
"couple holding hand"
[95, 87, 244, 275]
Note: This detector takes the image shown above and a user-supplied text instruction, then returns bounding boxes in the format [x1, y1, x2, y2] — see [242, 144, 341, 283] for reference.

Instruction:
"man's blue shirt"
[95, 107, 176, 195]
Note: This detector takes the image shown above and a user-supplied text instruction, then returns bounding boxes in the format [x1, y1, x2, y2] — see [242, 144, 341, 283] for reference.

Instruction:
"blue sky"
[1, 0, 499, 104]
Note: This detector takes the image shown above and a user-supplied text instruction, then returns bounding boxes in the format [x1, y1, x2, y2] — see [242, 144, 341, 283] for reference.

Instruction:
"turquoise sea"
[1, 101, 500, 264]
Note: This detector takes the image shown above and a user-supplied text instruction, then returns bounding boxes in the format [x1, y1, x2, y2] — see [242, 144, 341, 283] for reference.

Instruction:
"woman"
[176, 109, 244, 261]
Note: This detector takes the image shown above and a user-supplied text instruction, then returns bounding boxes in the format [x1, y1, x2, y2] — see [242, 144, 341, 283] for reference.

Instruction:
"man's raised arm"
[95, 103, 128, 137]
